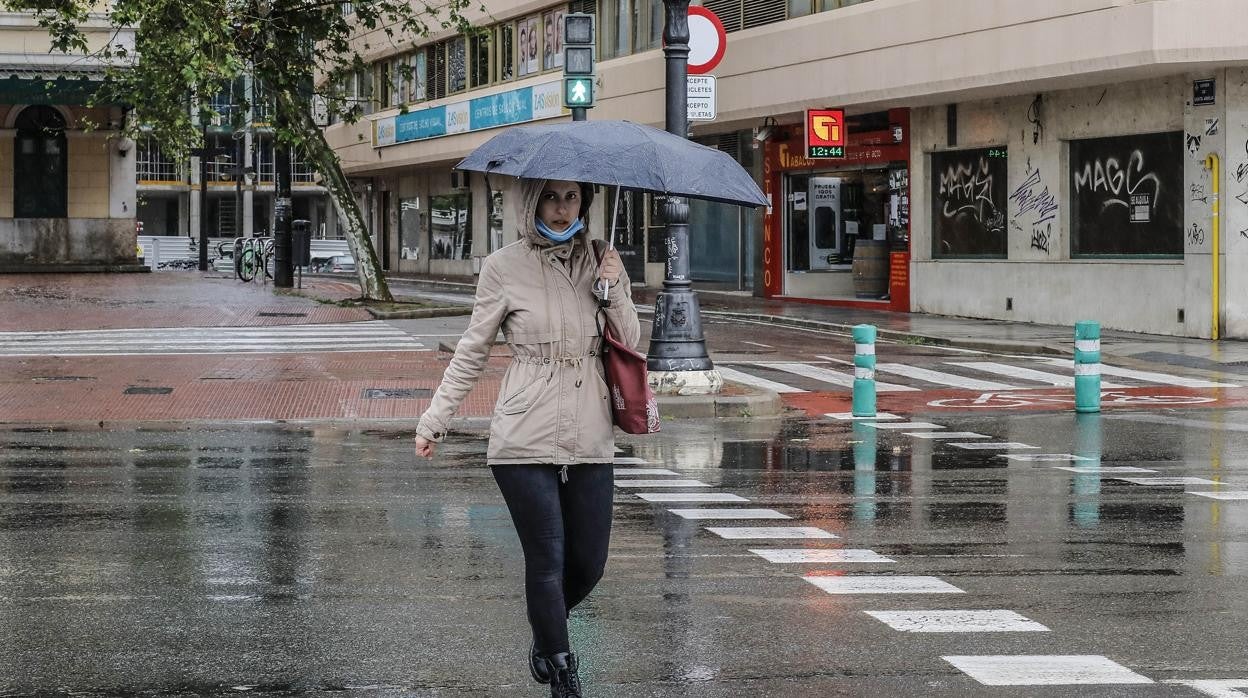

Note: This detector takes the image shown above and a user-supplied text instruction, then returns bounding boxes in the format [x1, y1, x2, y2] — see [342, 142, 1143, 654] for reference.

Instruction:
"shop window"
[448, 37, 467, 94]
[430, 193, 472, 260]
[489, 190, 504, 252]
[1070, 131, 1183, 257]
[543, 9, 566, 70]
[930, 147, 1008, 258]
[400, 197, 422, 260]
[498, 23, 515, 81]
[14, 105, 67, 219]
[517, 14, 541, 77]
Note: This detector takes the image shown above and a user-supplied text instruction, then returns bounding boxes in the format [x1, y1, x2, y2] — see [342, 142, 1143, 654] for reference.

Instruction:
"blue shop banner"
[395, 106, 447, 142]
[376, 81, 564, 147]
[471, 87, 533, 131]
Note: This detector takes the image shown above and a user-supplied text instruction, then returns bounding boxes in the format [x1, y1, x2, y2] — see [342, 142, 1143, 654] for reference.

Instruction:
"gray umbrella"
[455, 120, 768, 208]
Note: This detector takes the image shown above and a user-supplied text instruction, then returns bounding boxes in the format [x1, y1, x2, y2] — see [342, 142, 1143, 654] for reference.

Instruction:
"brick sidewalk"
[0, 273, 370, 331]
[0, 273, 500, 423]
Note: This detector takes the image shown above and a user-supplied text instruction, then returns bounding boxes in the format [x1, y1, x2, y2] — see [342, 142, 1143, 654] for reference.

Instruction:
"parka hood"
[516, 178, 591, 250]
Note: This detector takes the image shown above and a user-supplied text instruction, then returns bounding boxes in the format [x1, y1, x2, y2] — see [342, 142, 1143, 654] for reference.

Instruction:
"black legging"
[491, 463, 614, 655]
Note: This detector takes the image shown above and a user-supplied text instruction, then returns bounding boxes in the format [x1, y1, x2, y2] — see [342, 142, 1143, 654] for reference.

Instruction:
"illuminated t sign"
[805, 109, 846, 158]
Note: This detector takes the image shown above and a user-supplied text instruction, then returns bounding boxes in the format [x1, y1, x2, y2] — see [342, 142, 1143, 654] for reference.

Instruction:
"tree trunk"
[278, 92, 393, 302]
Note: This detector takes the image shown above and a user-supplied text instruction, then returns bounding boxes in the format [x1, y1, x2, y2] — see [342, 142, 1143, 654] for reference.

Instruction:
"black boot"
[529, 640, 551, 684]
[543, 652, 583, 698]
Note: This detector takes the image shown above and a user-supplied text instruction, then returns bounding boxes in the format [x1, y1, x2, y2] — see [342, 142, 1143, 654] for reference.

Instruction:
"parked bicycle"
[233, 236, 275, 282]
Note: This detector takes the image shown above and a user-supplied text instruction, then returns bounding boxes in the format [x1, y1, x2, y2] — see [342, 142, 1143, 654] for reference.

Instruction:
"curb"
[696, 310, 1072, 357]
[366, 306, 473, 320]
[657, 383, 784, 419]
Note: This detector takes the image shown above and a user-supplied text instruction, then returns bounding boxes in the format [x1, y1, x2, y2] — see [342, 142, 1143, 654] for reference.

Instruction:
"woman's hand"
[599, 247, 623, 285]
[414, 435, 435, 459]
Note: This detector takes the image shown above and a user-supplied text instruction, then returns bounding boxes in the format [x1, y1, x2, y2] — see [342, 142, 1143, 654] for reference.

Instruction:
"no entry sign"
[687, 6, 726, 75]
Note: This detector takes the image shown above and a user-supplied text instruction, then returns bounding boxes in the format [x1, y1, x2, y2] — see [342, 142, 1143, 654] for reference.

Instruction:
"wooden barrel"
[851, 240, 889, 299]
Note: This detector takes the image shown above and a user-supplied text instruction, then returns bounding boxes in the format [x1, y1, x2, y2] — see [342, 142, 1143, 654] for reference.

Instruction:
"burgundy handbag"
[593, 243, 660, 434]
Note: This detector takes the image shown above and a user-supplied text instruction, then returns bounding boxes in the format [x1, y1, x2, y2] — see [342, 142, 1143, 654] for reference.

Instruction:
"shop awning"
[0, 65, 115, 105]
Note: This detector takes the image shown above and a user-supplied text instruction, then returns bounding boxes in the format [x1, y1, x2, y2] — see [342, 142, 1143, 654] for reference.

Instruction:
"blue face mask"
[534, 216, 584, 243]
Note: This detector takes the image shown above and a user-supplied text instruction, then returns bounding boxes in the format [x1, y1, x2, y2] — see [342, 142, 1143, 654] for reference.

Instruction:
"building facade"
[328, 0, 1248, 338]
[136, 77, 336, 245]
[0, 12, 141, 272]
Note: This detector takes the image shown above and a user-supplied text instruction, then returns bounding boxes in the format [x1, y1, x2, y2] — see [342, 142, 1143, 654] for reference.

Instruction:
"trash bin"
[292, 220, 312, 268]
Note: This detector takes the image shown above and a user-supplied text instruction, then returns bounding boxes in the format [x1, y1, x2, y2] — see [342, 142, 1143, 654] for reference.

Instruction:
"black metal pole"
[572, 107, 587, 122]
[647, 0, 713, 374]
[235, 135, 245, 238]
[273, 139, 293, 288]
[198, 126, 209, 272]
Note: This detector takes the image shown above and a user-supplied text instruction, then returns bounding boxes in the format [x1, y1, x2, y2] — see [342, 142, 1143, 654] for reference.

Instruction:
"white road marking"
[877, 363, 1015, 391]
[614, 479, 711, 488]
[635, 493, 749, 503]
[942, 655, 1153, 686]
[826, 412, 902, 421]
[1114, 477, 1220, 486]
[1164, 679, 1248, 697]
[859, 422, 945, 430]
[667, 509, 790, 520]
[706, 526, 837, 540]
[1053, 466, 1157, 474]
[749, 549, 894, 563]
[1189, 491, 1248, 500]
[903, 431, 991, 440]
[614, 468, 679, 476]
[754, 362, 917, 392]
[715, 366, 806, 394]
[997, 453, 1093, 462]
[742, 341, 773, 348]
[866, 610, 1049, 633]
[949, 442, 1039, 450]
[804, 575, 964, 594]
[1041, 358, 1238, 388]
[950, 362, 1126, 388]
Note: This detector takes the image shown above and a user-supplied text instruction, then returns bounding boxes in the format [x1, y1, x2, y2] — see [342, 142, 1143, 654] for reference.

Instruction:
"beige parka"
[415, 178, 641, 465]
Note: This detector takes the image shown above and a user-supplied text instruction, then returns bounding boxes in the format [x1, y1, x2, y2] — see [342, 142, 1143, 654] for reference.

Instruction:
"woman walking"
[414, 178, 638, 697]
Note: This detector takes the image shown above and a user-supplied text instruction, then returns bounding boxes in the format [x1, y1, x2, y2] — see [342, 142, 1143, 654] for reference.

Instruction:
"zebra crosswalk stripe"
[751, 362, 917, 392]
[0, 321, 427, 356]
[876, 362, 1015, 391]
[1039, 357, 1238, 388]
[716, 366, 807, 393]
[948, 361, 1127, 388]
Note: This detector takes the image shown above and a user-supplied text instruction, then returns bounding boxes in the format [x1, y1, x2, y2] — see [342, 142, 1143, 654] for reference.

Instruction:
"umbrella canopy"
[455, 120, 768, 208]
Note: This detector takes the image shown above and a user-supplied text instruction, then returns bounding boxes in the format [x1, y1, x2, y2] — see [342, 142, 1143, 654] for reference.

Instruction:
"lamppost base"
[649, 369, 722, 396]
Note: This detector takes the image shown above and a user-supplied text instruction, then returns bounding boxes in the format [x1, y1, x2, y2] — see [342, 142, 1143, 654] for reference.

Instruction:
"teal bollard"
[1074, 320, 1101, 413]
[852, 324, 877, 417]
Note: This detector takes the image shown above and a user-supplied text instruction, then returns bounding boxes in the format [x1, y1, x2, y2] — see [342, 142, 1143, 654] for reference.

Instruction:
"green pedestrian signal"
[563, 77, 594, 108]
[563, 13, 595, 113]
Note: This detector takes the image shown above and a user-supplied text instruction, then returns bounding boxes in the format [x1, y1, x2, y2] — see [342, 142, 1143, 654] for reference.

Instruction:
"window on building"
[411, 51, 428, 101]
[470, 31, 493, 88]
[543, 9, 566, 70]
[378, 62, 392, 108]
[354, 67, 374, 115]
[498, 23, 515, 81]
[400, 197, 422, 260]
[136, 136, 181, 183]
[598, 0, 632, 59]
[426, 43, 447, 100]
[13, 105, 67, 219]
[637, 0, 662, 53]
[517, 14, 541, 76]
[1070, 131, 1183, 257]
[930, 146, 1008, 258]
[448, 37, 467, 94]
[430, 193, 472, 260]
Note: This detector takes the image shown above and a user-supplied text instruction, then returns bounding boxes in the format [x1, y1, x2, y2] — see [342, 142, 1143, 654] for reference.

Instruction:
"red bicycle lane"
[783, 385, 1248, 418]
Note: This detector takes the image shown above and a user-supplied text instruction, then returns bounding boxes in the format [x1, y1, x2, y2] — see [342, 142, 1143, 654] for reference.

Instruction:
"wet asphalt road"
[2, 411, 1247, 697]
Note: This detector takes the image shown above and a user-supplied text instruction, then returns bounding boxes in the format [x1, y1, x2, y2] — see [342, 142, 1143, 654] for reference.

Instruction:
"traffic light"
[563, 13, 594, 110]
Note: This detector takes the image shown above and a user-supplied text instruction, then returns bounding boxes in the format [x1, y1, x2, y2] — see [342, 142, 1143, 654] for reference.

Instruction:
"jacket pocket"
[499, 376, 544, 415]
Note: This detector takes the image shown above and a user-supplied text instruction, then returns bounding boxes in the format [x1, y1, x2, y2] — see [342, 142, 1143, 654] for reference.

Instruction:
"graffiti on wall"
[931, 147, 1008, 256]
[1009, 157, 1058, 255]
[1070, 132, 1183, 255]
